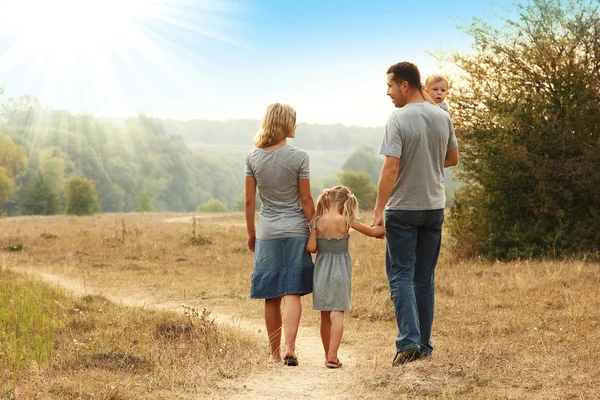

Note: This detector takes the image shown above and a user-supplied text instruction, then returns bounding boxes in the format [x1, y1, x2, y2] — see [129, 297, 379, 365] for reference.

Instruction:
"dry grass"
[0, 271, 264, 399]
[0, 234, 265, 399]
[1, 212, 599, 399]
[346, 236, 600, 399]
[0, 281, 264, 399]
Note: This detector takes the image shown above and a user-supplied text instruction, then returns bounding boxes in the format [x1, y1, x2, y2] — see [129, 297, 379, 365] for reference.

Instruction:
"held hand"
[373, 225, 386, 240]
[371, 212, 384, 228]
[247, 233, 256, 253]
[371, 212, 385, 239]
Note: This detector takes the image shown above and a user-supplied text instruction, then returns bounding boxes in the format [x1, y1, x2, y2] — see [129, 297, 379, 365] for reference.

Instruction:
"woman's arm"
[299, 178, 315, 223]
[306, 227, 317, 253]
[245, 176, 257, 252]
[351, 219, 386, 238]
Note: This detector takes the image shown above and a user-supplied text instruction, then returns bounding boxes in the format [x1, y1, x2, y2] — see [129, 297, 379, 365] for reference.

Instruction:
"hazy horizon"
[0, 0, 510, 127]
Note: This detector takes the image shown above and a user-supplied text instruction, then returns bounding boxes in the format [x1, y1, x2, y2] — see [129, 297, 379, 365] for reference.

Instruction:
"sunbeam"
[0, 0, 242, 117]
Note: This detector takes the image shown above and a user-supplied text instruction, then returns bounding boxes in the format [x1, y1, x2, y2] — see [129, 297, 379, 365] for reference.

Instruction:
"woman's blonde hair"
[313, 185, 359, 227]
[254, 103, 296, 148]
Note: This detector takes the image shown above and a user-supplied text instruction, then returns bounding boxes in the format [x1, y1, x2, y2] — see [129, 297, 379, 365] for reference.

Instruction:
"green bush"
[65, 176, 99, 215]
[20, 173, 58, 215]
[338, 171, 376, 210]
[446, 0, 600, 260]
[196, 199, 228, 213]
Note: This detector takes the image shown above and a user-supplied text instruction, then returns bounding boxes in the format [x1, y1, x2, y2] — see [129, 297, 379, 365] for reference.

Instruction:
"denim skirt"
[250, 236, 314, 299]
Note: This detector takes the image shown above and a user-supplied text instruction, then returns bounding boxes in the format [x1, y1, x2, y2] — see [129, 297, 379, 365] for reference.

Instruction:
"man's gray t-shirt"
[245, 145, 310, 240]
[379, 102, 458, 210]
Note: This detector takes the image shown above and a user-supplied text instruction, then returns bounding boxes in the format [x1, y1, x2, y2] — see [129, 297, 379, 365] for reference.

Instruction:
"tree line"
[0, 95, 405, 216]
[0, 97, 244, 214]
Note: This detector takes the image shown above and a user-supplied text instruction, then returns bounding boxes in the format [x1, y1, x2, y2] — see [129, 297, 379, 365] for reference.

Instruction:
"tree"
[338, 171, 376, 210]
[0, 95, 41, 127]
[446, 0, 600, 259]
[135, 191, 153, 212]
[0, 170, 13, 207]
[0, 133, 27, 205]
[38, 149, 65, 194]
[233, 190, 262, 212]
[310, 173, 341, 201]
[65, 176, 99, 215]
[196, 199, 228, 213]
[103, 183, 125, 212]
[20, 173, 58, 215]
[341, 146, 383, 184]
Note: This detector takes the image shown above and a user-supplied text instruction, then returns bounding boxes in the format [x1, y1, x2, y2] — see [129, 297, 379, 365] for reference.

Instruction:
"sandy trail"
[23, 270, 360, 400]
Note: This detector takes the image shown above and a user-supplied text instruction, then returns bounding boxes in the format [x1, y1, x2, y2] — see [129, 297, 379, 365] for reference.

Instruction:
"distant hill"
[162, 118, 460, 188]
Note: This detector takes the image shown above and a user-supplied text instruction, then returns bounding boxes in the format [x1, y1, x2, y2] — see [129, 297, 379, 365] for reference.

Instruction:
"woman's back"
[245, 144, 310, 240]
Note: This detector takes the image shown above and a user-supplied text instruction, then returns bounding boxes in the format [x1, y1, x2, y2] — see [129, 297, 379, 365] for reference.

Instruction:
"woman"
[245, 103, 315, 366]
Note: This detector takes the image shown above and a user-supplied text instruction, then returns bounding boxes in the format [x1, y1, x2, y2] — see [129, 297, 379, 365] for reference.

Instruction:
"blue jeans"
[385, 209, 444, 353]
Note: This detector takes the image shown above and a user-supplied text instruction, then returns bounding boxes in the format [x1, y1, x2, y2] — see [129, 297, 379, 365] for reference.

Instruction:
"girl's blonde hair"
[424, 74, 449, 89]
[313, 185, 359, 227]
[254, 103, 296, 148]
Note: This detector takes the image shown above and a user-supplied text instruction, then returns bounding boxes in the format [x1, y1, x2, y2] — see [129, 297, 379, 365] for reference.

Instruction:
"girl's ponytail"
[313, 189, 330, 224]
[341, 192, 359, 226]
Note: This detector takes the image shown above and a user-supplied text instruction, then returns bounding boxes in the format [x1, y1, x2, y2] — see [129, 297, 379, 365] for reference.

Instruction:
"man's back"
[379, 102, 457, 211]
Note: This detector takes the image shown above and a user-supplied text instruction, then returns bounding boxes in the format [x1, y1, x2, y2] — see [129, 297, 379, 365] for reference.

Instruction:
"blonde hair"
[424, 74, 449, 89]
[254, 103, 296, 148]
[313, 185, 359, 228]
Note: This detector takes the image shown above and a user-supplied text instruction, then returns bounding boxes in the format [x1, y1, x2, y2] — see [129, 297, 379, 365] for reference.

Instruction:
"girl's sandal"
[325, 359, 342, 368]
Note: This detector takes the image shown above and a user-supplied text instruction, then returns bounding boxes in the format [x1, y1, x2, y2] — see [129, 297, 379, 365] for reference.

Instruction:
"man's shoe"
[419, 348, 432, 360]
[392, 348, 421, 366]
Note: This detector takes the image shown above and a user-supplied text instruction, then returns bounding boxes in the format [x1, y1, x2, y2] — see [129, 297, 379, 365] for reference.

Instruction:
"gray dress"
[312, 218, 352, 311]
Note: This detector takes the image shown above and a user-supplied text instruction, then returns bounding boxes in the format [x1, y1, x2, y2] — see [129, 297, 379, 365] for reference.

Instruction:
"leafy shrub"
[196, 199, 227, 213]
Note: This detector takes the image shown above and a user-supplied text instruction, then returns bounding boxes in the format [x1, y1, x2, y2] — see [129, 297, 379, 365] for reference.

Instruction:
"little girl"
[306, 185, 385, 368]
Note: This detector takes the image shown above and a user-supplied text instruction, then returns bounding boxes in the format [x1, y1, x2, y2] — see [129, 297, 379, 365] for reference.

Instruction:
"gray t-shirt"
[439, 101, 449, 112]
[379, 102, 458, 210]
[245, 144, 310, 240]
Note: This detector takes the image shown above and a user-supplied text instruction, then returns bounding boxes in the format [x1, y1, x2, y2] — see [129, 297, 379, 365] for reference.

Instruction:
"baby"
[425, 74, 449, 112]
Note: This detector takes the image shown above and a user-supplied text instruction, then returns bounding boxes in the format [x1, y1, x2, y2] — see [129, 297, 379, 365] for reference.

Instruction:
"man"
[372, 61, 459, 366]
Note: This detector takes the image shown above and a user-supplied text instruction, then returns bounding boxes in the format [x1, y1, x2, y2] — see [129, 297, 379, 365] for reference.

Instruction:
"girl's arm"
[306, 227, 317, 253]
[350, 219, 386, 238]
[299, 178, 315, 223]
[245, 176, 257, 252]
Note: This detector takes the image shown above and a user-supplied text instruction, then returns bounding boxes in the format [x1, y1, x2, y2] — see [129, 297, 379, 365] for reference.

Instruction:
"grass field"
[1, 212, 599, 399]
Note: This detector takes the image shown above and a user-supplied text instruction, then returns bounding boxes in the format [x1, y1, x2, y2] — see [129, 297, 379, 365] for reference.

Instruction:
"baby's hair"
[254, 103, 296, 148]
[313, 185, 359, 227]
[425, 74, 449, 89]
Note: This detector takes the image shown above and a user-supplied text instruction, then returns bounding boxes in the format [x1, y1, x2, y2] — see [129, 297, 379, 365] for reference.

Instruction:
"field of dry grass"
[1, 212, 599, 399]
[0, 268, 264, 399]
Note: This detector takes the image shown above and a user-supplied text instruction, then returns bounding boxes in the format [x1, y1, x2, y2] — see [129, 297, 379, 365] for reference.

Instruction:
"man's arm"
[372, 156, 400, 226]
[444, 148, 459, 168]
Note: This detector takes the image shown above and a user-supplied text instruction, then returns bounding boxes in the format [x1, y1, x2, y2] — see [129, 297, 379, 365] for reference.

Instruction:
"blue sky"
[0, 0, 509, 126]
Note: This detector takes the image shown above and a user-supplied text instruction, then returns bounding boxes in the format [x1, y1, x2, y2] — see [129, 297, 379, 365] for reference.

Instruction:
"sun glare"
[0, 0, 239, 117]
[5, 0, 143, 56]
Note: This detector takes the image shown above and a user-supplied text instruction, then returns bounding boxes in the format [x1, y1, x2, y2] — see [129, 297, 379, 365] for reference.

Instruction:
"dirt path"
[24, 270, 360, 400]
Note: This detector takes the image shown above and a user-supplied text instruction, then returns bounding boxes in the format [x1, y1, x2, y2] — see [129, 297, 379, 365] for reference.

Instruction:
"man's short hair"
[387, 62, 421, 89]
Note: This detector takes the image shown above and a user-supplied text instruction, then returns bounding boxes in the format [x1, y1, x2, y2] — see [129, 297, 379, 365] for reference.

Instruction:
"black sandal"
[283, 355, 298, 366]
